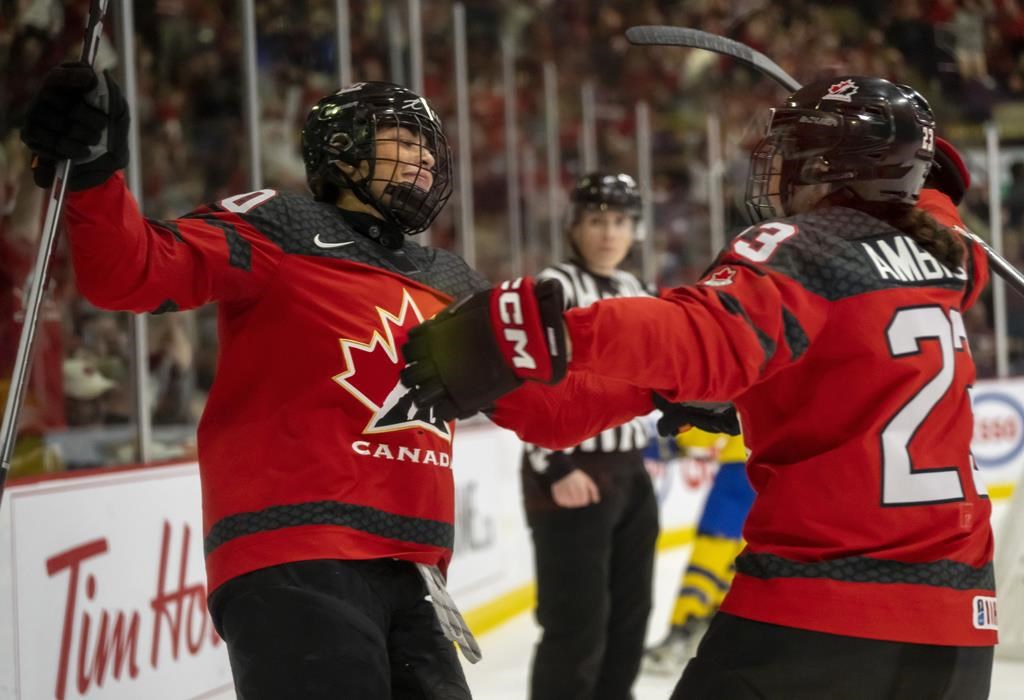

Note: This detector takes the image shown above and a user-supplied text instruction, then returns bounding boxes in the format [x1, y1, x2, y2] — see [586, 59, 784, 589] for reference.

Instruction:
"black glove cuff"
[652, 393, 741, 437]
[533, 279, 568, 384]
[68, 71, 129, 191]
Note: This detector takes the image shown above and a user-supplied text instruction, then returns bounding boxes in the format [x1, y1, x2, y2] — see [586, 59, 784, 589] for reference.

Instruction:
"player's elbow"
[72, 259, 158, 313]
[72, 271, 121, 311]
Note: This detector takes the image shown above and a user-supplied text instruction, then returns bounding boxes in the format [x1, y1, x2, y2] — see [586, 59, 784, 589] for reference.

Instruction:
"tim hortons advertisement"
[0, 425, 531, 700]
[0, 464, 233, 700]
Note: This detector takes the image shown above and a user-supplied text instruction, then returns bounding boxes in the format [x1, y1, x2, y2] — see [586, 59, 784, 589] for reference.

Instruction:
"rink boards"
[1, 378, 1022, 699]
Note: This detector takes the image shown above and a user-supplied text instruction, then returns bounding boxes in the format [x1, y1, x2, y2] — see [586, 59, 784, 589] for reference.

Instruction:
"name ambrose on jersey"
[861, 234, 967, 283]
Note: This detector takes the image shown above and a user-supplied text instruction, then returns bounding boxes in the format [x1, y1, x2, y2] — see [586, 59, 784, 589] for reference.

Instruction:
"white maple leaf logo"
[332, 289, 451, 441]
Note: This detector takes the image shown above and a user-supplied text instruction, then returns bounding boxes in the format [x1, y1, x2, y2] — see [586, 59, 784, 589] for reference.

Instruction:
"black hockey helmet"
[301, 81, 453, 235]
[566, 172, 644, 258]
[568, 172, 642, 224]
[746, 76, 936, 222]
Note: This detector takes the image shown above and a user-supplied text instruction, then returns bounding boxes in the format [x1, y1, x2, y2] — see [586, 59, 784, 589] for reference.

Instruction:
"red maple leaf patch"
[701, 267, 737, 287]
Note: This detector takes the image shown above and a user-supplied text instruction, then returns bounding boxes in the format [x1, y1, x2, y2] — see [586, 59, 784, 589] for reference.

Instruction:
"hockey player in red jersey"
[21, 65, 490, 698]
[402, 77, 995, 699]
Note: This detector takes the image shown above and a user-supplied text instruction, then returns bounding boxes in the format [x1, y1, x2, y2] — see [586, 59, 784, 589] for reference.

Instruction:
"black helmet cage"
[745, 77, 936, 223]
[302, 82, 453, 235]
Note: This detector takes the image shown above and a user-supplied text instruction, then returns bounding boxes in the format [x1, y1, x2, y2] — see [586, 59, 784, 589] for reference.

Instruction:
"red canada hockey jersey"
[503, 194, 996, 646]
[64, 173, 491, 593]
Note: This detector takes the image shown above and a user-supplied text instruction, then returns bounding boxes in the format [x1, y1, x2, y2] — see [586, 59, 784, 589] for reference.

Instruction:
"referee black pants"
[208, 558, 471, 700]
[672, 612, 993, 700]
[525, 463, 659, 700]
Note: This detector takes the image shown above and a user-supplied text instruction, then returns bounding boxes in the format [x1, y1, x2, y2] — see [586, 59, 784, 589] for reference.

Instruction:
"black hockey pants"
[526, 461, 659, 700]
[209, 558, 471, 700]
[672, 612, 993, 700]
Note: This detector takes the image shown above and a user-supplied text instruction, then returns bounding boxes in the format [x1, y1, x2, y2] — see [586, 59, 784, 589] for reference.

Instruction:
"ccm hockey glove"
[20, 62, 129, 191]
[401, 277, 568, 422]
[652, 393, 741, 437]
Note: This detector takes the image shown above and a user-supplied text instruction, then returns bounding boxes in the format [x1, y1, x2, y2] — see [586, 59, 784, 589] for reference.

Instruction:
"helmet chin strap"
[382, 181, 435, 231]
[785, 182, 832, 215]
[785, 158, 856, 215]
[328, 160, 392, 220]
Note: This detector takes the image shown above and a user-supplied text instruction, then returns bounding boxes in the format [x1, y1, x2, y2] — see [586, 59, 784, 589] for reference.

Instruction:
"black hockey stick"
[626, 24, 1024, 299]
[956, 229, 1024, 299]
[0, 0, 112, 508]
[625, 25, 801, 92]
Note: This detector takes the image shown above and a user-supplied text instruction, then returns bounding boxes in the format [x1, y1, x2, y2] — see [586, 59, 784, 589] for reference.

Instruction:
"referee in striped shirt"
[521, 173, 660, 700]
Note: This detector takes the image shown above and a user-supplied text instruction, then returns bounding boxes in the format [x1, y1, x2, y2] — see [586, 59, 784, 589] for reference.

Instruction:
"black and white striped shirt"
[527, 260, 652, 460]
[537, 260, 650, 310]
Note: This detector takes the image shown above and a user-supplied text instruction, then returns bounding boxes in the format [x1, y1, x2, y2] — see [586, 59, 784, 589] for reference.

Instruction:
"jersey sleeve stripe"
[782, 307, 809, 360]
[189, 214, 253, 271]
[148, 219, 185, 243]
[716, 290, 778, 367]
[150, 299, 180, 315]
[218, 221, 253, 271]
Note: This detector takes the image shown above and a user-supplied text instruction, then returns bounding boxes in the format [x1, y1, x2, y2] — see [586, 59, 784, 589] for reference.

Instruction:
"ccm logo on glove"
[490, 278, 553, 381]
[497, 281, 536, 370]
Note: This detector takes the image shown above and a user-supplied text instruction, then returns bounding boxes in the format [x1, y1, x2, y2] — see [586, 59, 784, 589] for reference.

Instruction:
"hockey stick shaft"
[0, 0, 112, 505]
[961, 229, 1024, 294]
[626, 24, 1024, 299]
[625, 26, 801, 92]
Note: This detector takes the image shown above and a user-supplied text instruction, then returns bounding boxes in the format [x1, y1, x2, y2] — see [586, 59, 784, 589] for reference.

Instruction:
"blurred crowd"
[1, 0, 1024, 475]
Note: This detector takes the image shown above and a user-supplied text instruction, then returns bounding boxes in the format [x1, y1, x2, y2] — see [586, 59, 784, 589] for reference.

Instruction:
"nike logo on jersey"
[314, 234, 355, 249]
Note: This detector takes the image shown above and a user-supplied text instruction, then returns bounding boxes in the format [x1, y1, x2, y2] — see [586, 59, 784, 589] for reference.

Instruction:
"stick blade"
[625, 25, 802, 92]
[626, 26, 753, 61]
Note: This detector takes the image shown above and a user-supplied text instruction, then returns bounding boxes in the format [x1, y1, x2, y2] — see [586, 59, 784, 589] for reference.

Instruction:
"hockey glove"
[401, 277, 568, 422]
[652, 393, 741, 437]
[20, 62, 129, 191]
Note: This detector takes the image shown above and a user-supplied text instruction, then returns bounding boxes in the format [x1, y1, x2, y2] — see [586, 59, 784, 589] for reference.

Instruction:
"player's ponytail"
[887, 205, 964, 270]
[852, 200, 965, 270]
[898, 207, 965, 270]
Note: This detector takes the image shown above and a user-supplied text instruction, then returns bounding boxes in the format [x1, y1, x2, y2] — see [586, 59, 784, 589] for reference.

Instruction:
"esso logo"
[972, 392, 1024, 468]
[680, 457, 719, 490]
